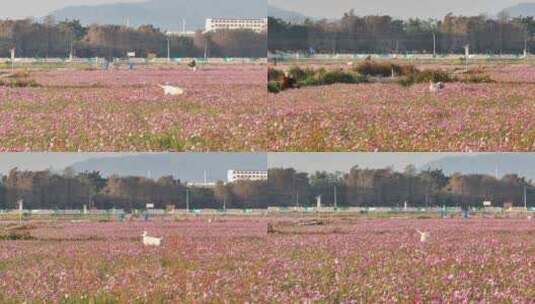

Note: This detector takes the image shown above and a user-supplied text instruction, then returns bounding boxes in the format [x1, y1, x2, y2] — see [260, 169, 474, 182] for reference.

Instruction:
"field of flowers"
[1, 216, 534, 302]
[268, 62, 535, 151]
[0, 64, 267, 151]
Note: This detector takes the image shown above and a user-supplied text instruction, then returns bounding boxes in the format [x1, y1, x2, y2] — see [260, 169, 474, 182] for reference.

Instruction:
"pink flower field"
[268, 63, 535, 151]
[0, 65, 267, 151]
[1, 216, 534, 302]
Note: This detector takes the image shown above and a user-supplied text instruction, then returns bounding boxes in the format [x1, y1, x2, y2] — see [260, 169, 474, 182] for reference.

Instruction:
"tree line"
[0, 166, 532, 210]
[0, 17, 266, 59]
[268, 11, 535, 54]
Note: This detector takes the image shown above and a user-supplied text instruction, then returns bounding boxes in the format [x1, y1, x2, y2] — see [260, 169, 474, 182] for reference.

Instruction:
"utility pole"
[69, 36, 74, 62]
[167, 36, 171, 62]
[10, 47, 15, 72]
[524, 184, 528, 210]
[18, 199, 23, 225]
[334, 185, 338, 209]
[433, 32, 436, 58]
[524, 37, 529, 59]
[186, 187, 190, 212]
[464, 44, 470, 72]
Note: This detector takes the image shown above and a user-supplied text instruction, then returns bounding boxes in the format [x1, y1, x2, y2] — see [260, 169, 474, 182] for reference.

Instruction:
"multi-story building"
[205, 18, 267, 33]
[227, 170, 268, 183]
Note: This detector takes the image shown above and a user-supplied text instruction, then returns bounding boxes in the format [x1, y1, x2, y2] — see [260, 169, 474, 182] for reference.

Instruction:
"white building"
[165, 31, 197, 37]
[205, 18, 267, 33]
[227, 170, 268, 183]
[187, 182, 217, 188]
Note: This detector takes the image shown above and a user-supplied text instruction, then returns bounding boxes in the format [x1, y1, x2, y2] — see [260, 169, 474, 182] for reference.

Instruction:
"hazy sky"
[0, 152, 458, 175]
[267, 153, 483, 174]
[269, 0, 528, 19]
[0, 0, 145, 19]
[0, 153, 136, 173]
[0, 153, 268, 181]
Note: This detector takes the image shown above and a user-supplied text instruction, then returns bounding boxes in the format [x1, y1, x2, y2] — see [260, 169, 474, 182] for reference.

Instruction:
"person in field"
[282, 71, 297, 90]
[188, 59, 197, 71]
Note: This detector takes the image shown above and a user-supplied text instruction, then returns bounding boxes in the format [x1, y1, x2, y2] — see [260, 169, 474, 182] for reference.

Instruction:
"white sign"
[146, 203, 154, 209]
[483, 201, 492, 207]
[10, 48, 15, 61]
[17, 199, 23, 211]
[127, 52, 136, 57]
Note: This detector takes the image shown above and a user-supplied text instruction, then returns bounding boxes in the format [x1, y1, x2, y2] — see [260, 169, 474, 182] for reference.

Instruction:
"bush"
[6, 70, 31, 79]
[354, 60, 416, 77]
[298, 76, 321, 87]
[0, 78, 40, 88]
[268, 81, 281, 93]
[268, 66, 368, 92]
[462, 74, 494, 83]
[0, 229, 35, 241]
[413, 69, 453, 83]
[10, 79, 40, 88]
[287, 66, 315, 82]
[399, 68, 454, 86]
[320, 70, 367, 85]
[268, 67, 284, 82]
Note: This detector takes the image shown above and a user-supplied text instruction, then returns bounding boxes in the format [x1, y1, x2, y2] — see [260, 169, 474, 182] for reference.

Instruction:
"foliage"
[461, 74, 495, 83]
[269, 12, 535, 54]
[268, 66, 367, 92]
[0, 166, 533, 209]
[353, 60, 416, 77]
[268, 81, 281, 93]
[268, 67, 285, 82]
[399, 69, 454, 86]
[0, 19, 265, 58]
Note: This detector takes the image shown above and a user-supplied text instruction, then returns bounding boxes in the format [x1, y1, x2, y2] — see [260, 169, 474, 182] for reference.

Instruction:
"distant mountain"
[50, 0, 266, 31]
[268, 5, 309, 23]
[70, 153, 267, 182]
[421, 153, 535, 180]
[501, 2, 535, 17]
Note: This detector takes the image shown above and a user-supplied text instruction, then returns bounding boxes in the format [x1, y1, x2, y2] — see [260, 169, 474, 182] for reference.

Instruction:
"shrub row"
[0, 78, 40, 88]
[268, 61, 494, 92]
[268, 66, 368, 93]
[352, 60, 417, 77]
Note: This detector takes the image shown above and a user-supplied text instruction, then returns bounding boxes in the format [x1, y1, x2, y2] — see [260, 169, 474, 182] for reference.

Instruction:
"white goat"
[429, 81, 445, 93]
[142, 231, 162, 247]
[416, 230, 430, 243]
[158, 84, 184, 96]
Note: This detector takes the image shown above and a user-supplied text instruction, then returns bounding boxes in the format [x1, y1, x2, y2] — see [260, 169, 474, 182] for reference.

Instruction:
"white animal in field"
[416, 230, 430, 243]
[429, 81, 445, 93]
[159, 84, 184, 96]
[142, 231, 162, 246]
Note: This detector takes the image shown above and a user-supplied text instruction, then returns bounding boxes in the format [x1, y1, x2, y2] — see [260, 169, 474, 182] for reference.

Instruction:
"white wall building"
[205, 18, 267, 33]
[165, 31, 197, 37]
[227, 170, 268, 183]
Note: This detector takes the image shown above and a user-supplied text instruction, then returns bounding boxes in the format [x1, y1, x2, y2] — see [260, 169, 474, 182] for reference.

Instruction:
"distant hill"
[501, 2, 535, 16]
[268, 5, 309, 23]
[421, 153, 535, 180]
[70, 153, 267, 182]
[50, 0, 266, 31]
